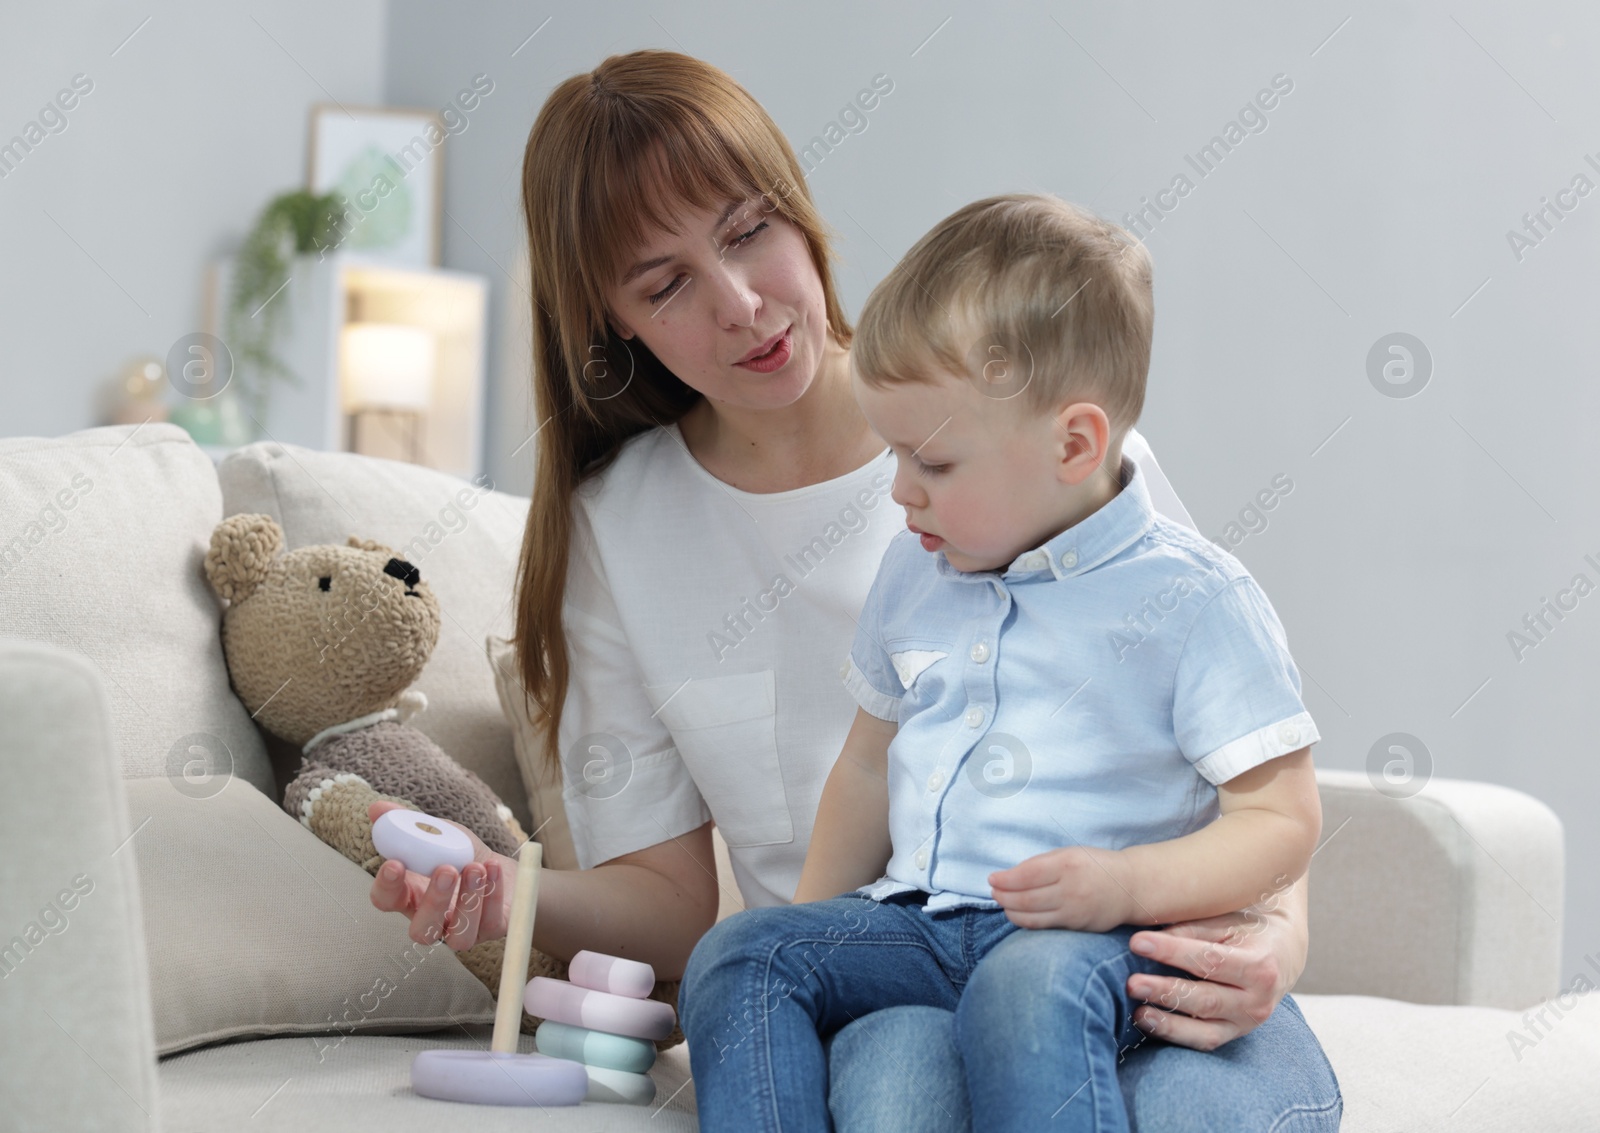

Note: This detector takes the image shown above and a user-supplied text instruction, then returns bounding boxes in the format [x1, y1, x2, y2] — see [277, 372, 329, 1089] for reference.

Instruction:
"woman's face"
[603, 193, 829, 411]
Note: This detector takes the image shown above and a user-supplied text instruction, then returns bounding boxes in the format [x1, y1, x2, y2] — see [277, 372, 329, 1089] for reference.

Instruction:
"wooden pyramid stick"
[490, 839, 542, 1053]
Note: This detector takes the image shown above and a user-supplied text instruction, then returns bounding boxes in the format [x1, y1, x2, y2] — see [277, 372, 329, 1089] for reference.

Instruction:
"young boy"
[679, 193, 1327, 1133]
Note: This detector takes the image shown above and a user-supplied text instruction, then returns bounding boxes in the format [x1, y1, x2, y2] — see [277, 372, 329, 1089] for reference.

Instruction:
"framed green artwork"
[307, 103, 445, 268]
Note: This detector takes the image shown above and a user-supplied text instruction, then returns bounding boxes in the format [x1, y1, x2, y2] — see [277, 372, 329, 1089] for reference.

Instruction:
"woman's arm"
[792, 706, 896, 903]
[1123, 868, 1310, 1051]
[377, 486, 723, 978]
[369, 802, 720, 979]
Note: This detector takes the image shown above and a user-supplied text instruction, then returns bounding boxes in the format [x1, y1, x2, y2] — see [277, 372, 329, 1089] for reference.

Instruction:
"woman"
[370, 49, 1341, 1130]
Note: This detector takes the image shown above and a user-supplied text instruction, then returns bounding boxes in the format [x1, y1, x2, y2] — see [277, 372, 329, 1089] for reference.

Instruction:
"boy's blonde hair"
[854, 193, 1153, 448]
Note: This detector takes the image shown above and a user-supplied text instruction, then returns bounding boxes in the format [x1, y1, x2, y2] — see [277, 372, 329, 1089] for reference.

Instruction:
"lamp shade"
[341, 322, 436, 412]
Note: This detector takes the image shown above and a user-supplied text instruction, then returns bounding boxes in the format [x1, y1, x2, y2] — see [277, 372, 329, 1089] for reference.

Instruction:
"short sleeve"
[841, 542, 904, 722]
[1172, 574, 1320, 785]
[558, 499, 712, 868]
[1124, 426, 1198, 532]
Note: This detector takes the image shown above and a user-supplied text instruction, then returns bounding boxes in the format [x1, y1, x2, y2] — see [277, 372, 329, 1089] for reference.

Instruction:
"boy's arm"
[989, 747, 1321, 931]
[1117, 746, 1321, 925]
[792, 706, 897, 903]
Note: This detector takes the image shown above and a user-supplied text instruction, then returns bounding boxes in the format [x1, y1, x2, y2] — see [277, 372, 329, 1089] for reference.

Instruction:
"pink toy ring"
[568, 949, 656, 999]
[525, 977, 676, 1041]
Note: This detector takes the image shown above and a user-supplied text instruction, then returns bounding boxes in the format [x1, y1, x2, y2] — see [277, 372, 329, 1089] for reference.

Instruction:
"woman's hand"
[1123, 876, 1308, 1051]
[366, 800, 515, 950]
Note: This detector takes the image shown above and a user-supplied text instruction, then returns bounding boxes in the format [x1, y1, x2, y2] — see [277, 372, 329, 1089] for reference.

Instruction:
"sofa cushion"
[0, 423, 273, 795]
[217, 441, 532, 829]
[128, 775, 496, 1056]
[1298, 991, 1600, 1130]
[150, 992, 1600, 1131]
[158, 1027, 698, 1130]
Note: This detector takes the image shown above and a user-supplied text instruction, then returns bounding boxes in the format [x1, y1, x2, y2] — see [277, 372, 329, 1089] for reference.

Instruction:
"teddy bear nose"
[383, 558, 421, 590]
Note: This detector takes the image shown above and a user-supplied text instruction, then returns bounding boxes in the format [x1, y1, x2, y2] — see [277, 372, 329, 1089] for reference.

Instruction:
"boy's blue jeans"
[680, 890, 1342, 1133]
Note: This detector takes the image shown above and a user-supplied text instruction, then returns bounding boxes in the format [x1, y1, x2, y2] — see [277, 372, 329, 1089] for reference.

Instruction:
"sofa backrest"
[2, 422, 538, 1060]
[0, 423, 274, 794]
[1303, 769, 1564, 1010]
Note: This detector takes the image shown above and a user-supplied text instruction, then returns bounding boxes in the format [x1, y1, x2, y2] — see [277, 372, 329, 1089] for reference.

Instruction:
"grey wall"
[4, 0, 1594, 985]
[385, 0, 1598, 983]
[0, 0, 386, 435]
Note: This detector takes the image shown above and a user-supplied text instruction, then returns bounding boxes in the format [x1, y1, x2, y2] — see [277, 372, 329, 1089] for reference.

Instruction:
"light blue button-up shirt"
[842, 453, 1319, 913]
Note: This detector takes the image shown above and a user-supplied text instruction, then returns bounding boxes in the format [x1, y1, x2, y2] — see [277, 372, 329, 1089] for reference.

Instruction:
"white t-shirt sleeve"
[842, 535, 907, 722]
[1124, 426, 1197, 532]
[558, 499, 712, 869]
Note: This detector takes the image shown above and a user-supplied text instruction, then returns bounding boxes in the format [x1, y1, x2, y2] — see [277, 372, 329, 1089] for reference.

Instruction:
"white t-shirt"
[557, 421, 1197, 908]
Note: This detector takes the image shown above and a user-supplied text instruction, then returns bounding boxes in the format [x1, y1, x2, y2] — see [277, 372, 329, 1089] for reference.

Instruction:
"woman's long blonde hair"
[513, 49, 853, 771]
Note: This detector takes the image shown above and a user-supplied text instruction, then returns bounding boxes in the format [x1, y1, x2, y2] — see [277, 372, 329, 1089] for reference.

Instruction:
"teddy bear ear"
[204, 513, 284, 604]
[346, 535, 397, 556]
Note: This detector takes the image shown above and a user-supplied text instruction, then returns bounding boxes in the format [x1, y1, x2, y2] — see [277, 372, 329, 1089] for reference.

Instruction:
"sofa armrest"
[1298, 768, 1564, 1010]
[0, 638, 161, 1131]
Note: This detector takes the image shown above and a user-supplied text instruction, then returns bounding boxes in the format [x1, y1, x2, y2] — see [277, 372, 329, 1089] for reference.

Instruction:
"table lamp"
[340, 321, 436, 463]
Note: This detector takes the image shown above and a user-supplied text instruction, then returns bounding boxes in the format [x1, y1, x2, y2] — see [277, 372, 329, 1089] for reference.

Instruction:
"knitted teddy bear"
[201, 512, 684, 1047]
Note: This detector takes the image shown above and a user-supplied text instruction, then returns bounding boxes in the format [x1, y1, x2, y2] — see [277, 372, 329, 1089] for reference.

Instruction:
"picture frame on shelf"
[307, 104, 444, 268]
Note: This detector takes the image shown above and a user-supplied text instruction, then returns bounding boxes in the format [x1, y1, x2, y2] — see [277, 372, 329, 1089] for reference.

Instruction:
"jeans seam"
[1081, 944, 1142, 1132]
[1264, 1093, 1344, 1132]
[748, 920, 950, 1130]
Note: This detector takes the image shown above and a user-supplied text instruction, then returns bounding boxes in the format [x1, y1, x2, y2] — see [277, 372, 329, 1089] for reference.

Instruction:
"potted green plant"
[224, 188, 349, 429]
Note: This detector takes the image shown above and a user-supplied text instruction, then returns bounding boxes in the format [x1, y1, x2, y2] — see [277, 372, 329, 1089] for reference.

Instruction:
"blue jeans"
[680, 891, 1341, 1133]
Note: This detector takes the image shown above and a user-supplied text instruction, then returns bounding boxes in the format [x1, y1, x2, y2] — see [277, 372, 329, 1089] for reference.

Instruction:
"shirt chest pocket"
[642, 670, 794, 850]
[885, 637, 955, 709]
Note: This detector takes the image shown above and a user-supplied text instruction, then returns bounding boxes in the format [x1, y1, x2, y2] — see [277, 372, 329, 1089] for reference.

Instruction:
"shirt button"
[1278, 722, 1300, 745]
[1060, 549, 1078, 569]
[1023, 551, 1047, 570]
[965, 706, 985, 728]
[914, 848, 929, 870]
[969, 641, 989, 663]
[927, 771, 943, 792]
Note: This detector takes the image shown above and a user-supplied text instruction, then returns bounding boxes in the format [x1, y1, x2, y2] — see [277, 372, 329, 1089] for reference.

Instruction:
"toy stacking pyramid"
[526, 950, 678, 1106]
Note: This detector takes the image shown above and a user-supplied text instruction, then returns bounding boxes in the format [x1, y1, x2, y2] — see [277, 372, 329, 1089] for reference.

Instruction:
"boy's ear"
[1052, 401, 1111, 486]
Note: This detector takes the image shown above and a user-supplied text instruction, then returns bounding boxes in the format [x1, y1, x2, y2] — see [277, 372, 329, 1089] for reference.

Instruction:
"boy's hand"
[988, 846, 1139, 932]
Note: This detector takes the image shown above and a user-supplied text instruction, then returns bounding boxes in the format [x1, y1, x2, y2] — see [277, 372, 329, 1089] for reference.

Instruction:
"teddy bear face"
[207, 515, 442, 748]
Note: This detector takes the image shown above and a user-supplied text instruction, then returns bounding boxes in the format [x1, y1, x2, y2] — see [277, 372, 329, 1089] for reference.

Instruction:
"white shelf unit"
[204, 252, 489, 480]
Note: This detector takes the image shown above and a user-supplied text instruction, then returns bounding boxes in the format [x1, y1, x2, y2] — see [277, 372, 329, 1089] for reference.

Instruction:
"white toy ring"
[372, 809, 474, 877]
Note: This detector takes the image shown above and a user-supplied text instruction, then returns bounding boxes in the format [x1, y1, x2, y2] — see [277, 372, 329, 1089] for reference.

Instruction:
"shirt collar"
[932, 453, 1154, 583]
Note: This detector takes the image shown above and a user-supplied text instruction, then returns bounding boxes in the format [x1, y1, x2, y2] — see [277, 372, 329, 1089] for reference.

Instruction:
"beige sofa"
[1, 422, 1595, 1132]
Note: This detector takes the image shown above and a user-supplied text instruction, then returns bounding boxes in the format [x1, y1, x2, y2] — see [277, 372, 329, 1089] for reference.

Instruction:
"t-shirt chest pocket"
[642, 670, 794, 849]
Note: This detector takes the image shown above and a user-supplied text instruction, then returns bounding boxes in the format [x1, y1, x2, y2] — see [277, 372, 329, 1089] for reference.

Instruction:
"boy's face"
[854, 366, 1104, 573]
